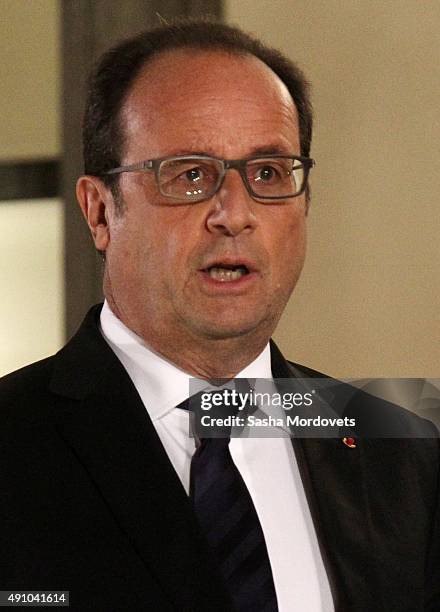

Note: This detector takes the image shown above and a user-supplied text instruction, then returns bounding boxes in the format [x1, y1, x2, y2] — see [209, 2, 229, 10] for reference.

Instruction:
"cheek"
[132, 221, 192, 295]
[106, 217, 152, 284]
[110, 202, 196, 290]
[288, 216, 307, 260]
[272, 209, 306, 259]
[271, 213, 307, 286]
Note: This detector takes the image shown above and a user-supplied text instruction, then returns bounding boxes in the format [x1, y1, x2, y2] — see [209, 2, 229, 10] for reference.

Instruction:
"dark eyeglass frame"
[103, 154, 315, 202]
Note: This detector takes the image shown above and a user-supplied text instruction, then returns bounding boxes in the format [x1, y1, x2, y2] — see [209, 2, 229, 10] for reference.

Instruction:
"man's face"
[103, 49, 307, 350]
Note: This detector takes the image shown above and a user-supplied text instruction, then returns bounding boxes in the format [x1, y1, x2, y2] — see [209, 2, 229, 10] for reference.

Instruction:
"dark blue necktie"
[178, 393, 278, 612]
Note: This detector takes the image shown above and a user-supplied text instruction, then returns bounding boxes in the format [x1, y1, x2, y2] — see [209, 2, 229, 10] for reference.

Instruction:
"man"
[1, 20, 439, 612]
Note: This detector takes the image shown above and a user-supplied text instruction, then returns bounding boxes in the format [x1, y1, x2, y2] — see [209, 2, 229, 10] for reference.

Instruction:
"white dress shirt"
[100, 301, 334, 611]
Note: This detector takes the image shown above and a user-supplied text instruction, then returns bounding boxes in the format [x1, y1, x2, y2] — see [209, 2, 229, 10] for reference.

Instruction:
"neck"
[148, 333, 270, 379]
[105, 298, 271, 379]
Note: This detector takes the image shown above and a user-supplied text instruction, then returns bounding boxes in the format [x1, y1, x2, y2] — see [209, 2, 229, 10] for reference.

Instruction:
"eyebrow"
[248, 145, 294, 157]
[161, 144, 296, 159]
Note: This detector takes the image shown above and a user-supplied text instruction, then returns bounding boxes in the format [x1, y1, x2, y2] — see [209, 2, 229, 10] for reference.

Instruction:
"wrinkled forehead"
[119, 48, 299, 154]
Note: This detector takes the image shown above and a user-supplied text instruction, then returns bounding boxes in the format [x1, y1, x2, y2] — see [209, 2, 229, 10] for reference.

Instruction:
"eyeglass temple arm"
[104, 160, 154, 176]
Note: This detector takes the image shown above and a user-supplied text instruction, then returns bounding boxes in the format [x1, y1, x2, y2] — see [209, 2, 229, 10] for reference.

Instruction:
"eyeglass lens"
[158, 157, 305, 201]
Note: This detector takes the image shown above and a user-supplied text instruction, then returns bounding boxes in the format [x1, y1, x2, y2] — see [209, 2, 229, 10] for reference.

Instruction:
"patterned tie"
[178, 391, 278, 612]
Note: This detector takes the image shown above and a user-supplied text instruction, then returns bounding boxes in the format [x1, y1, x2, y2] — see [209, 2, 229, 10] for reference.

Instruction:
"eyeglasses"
[103, 154, 315, 203]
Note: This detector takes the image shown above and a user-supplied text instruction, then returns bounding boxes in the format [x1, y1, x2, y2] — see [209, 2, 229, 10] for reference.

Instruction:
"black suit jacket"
[1, 305, 439, 611]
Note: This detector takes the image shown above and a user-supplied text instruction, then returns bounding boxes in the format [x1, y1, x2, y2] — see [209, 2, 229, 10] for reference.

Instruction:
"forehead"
[121, 48, 299, 157]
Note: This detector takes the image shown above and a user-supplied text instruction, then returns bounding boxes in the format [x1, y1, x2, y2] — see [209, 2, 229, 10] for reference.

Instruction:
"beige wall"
[0, 199, 64, 376]
[226, 0, 440, 377]
[0, 0, 60, 161]
[0, 0, 63, 375]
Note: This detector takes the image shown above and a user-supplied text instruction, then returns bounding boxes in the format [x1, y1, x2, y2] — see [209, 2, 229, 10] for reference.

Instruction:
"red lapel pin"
[342, 436, 356, 448]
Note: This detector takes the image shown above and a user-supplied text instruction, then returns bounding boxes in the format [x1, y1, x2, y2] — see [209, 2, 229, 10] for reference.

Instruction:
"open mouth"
[205, 264, 250, 282]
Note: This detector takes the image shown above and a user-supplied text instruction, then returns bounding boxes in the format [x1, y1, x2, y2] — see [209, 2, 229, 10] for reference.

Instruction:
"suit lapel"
[49, 305, 233, 611]
[270, 341, 381, 610]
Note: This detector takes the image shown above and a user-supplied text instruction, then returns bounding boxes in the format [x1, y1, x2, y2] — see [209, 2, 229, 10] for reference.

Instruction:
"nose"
[206, 169, 258, 237]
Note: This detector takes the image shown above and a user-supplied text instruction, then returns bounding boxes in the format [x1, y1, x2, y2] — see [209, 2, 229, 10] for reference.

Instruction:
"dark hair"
[83, 18, 313, 198]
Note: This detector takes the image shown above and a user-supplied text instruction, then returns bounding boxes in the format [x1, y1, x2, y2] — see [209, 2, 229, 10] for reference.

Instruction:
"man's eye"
[254, 165, 281, 183]
[259, 166, 276, 181]
[184, 167, 203, 182]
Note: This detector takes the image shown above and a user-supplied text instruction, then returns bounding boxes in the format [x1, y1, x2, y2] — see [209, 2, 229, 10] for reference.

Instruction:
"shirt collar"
[99, 300, 272, 421]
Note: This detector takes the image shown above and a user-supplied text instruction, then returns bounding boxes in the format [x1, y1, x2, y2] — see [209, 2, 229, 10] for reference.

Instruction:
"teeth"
[208, 266, 247, 282]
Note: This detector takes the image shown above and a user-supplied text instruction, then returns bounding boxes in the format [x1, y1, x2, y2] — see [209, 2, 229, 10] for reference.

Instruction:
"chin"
[190, 314, 273, 342]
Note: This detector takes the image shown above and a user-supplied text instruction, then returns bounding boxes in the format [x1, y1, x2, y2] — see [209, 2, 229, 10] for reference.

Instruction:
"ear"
[76, 176, 113, 252]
